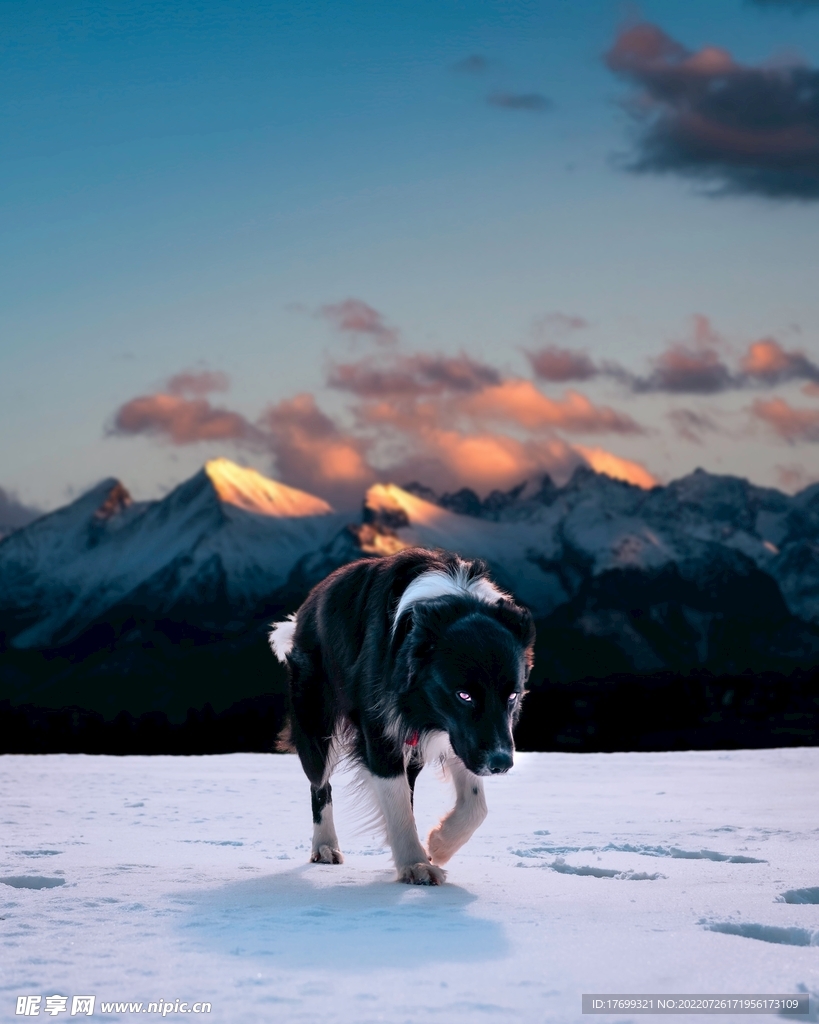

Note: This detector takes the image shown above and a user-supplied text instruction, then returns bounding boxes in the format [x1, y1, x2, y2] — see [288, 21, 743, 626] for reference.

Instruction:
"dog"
[268, 547, 535, 885]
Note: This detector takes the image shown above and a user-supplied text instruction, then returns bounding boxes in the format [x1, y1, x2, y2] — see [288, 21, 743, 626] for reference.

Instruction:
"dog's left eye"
[456, 691, 473, 703]
[508, 693, 519, 703]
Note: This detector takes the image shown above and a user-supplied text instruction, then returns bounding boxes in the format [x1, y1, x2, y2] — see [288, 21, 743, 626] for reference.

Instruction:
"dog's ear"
[393, 600, 458, 690]
[492, 599, 536, 667]
[403, 602, 440, 664]
[388, 605, 434, 692]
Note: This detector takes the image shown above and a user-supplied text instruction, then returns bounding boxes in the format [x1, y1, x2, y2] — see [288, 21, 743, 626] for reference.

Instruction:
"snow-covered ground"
[1, 750, 817, 1023]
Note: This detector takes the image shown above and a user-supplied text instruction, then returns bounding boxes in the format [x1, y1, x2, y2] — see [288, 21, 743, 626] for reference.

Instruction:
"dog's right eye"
[456, 691, 473, 704]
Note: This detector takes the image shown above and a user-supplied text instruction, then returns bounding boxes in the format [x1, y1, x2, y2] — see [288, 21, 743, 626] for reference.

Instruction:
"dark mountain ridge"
[1, 460, 817, 751]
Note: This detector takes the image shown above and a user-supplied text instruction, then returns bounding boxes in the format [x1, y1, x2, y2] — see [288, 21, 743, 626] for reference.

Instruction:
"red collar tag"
[405, 731, 419, 747]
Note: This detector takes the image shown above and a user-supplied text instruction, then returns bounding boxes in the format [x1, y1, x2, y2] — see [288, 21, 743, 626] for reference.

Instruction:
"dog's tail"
[268, 613, 297, 752]
[268, 612, 297, 664]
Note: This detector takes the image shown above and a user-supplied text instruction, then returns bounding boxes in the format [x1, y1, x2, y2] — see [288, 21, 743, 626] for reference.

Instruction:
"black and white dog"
[268, 548, 535, 885]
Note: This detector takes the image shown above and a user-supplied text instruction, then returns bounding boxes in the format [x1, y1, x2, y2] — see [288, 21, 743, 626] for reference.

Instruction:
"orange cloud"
[260, 393, 375, 505]
[387, 427, 581, 494]
[743, 339, 790, 377]
[741, 338, 819, 384]
[110, 343, 661, 505]
[460, 379, 643, 434]
[751, 397, 819, 442]
[112, 394, 255, 444]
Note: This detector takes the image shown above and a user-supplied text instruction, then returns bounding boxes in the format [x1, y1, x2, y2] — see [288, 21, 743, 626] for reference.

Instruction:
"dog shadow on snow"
[178, 864, 508, 969]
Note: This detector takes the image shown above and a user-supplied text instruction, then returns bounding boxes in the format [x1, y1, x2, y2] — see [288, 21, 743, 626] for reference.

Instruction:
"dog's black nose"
[486, 750, 514, 774]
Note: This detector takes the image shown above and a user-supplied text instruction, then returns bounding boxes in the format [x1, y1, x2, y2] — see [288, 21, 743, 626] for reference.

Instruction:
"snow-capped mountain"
[385, 468, 819, 625]
[341, 469, 819, 680]
[0, 458, 348, 649]
[1, 460, 818, 690]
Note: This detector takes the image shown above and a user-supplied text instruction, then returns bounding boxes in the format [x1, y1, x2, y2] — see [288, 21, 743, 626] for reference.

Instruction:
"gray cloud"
[526, 346, 599, 382]
[453, 54, 490, 74]
[318, 298, 399, 346]
[749, 0, 819, 8]
[668, 408, 721, 443]
[166, 370, 230, 396]
[632, 345, 735, 394]
[328, 353, 501, 398]
[605, 21, 819, 199]
[488, 92, 552, 112]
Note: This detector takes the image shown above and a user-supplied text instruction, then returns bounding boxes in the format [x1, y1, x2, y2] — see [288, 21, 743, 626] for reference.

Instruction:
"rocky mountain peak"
[92, 481, 133, 522]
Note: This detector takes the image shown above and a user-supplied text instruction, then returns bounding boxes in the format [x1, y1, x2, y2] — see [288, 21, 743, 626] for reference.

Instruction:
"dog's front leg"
[367, 770, 446, 885]
[427, 757, 487, 865]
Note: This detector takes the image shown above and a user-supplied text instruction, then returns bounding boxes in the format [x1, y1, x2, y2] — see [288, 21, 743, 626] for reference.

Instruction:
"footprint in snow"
[513, 842, 765, 863]
[549, 858, 664, 880]
[0, 876, 65, 890]
[602, 843, 766, 863]
[707, 922, 819, 947]
[778, 887, 819, 905]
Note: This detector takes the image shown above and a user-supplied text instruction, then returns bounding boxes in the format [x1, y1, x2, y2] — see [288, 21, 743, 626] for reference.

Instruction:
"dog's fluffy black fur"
[269, 547, 535, 885]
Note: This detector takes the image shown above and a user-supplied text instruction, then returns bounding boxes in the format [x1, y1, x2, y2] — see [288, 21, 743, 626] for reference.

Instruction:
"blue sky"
[2, 0, 819, 510]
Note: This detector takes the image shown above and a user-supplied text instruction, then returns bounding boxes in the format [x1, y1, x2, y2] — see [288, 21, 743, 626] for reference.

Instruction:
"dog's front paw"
[310, 845, 344, 864]
[396, 861, 446, 886]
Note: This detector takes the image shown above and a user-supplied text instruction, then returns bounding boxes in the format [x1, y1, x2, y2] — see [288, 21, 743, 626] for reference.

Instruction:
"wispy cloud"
[488, 92, 551, 112]
[749, 0, 819, 9]
[452, 54, 490, 74]
[668, 408, 721, 443]
[751, 397, 819, 441]
[605, 21, 819, 198]
[318, 298, 399, 346]
[459, 379, 644, 434]
[166, 370, 230, 396]
[328, 353, 500, 398]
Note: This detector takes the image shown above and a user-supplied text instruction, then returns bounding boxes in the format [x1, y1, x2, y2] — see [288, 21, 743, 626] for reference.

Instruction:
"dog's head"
[402, 599, 535, 776]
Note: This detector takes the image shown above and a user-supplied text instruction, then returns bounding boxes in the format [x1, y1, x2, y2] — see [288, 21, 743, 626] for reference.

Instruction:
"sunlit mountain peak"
[204, 458, 334, 517]
[365, 483, 448, 526]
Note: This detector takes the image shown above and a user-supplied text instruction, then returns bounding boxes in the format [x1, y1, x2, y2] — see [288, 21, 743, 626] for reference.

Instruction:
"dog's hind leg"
[288, 648, 344, 865]
[309, 779, 343, 865]
[427, 757, 487, 866]
[297, 733, 343, 864]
